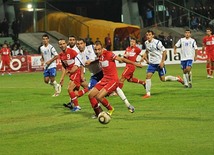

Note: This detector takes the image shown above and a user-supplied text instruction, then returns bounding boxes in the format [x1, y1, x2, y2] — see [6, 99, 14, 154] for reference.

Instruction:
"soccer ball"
[98, 111, 111, 124]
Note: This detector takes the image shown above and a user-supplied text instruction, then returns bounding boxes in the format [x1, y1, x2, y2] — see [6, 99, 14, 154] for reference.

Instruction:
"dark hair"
[68, 35, 76, 39]
[76, 38, 86, 43]
[94, 40, 102, 46]
[42, 34, 49, 39]
[185, 29, 191, 33]
[58, 38, 66, 43]
[206, 27, 212, 32]
[146, 30, 155, 35]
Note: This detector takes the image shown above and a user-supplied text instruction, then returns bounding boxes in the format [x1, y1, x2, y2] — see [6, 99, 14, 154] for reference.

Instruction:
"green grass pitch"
[0, 63, 214, 155]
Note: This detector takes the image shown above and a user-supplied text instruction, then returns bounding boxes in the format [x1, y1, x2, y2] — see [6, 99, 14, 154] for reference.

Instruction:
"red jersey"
[0, 47, 11, 60]
[58, 48, 78, 70]
[124, 46, 141, 67]
[203, 35, 214, 53]
[99, 50, 118, 80]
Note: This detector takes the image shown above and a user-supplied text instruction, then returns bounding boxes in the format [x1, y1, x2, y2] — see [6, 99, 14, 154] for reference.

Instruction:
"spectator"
[11, 19, 21, 40]
[104, 33, 111, 50]
[114, 34, 120, 50]
[2, 18, 9, 37]
[190, 16, 199, 31]
[146, 8, 153, 26]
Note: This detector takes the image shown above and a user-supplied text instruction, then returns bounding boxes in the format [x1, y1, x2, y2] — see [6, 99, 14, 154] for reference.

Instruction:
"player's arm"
[173, 45, 177, 54]
[40, 55, 44, 66]
[141, 50, 149, 64]
[115, 56, 143, 68]
[46, 55, 58, 66]
[159, 50, 167, 69]
[67, 65, 79, 74]
[202, 42, 206, 57]
[194, 49, 198, 61]
[59, 66, 66, 86]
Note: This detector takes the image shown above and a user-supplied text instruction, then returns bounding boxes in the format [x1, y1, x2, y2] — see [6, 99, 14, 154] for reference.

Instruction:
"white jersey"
[145, 39, 166, 64]
[76, 45, 102, 75]
[40, 44, 58, 69]
[67, 44, 80, 53]
[175, 37, 198, 61]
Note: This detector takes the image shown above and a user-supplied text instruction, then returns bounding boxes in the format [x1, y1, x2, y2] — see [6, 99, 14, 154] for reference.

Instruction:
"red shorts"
[69, 69, 82, 87]
[206, 51, 214, 61]
[122, 65, 135, 80]
[1, 58, 10, 66]
[94, 78, 119, 94]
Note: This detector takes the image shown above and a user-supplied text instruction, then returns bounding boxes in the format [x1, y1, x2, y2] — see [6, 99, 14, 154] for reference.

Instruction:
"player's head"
[146, 30, 155, 42]
[76, 38, 86, 52]
[130, 37, 137, 47]
[206, 28, 212, 36]
[42, 34, 49, 46]
[2, 43, 8, 48]
[68, 35, 76, 48]
[58, 38, 67, 51]
[94, 41, 103, 56]
[185, 29, 191, 38]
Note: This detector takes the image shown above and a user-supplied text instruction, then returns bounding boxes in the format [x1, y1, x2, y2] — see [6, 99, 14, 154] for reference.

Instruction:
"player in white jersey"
[141, 30, 184, 99]
[40, 34, 61, 97]
[174, 29, 198, 88]
[67, 35, 80, 53]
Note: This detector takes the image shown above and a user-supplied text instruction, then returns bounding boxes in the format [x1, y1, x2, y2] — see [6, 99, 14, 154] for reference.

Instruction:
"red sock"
[78, 88, 89, 97]
[69, 92, 79, 106]
[211, 65, 214, 75]
[119, 82, 124, 89]
[129, 77, 145, 84]
[100, 98, 112, 110]
[206, 63, 211, 75]
[89, 98, 103, 116]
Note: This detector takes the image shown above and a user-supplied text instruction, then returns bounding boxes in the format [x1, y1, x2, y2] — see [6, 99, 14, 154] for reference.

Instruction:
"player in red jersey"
[202, 27, 214, 78]
[88, 41, 143, 117]
[0, 43, 12, 75]
[58, 38, 88, 112]
[119, 38, 145, 89]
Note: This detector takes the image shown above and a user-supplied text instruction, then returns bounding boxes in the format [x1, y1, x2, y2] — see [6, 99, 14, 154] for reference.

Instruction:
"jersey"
[40, 44, 58, 69]
[203, 35, 214, 53]
[124, 46, 141, 68]
[67, 44, 80, 53]
[144, 39, 166, 64]
[175, 37, 198, 61]
[58, 48, 80, 70]
[99, 50, 118, 80]
[0, 47, 11, 60]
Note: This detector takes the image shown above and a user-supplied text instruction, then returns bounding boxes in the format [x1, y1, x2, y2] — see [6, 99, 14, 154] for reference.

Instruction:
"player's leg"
[75, 80, 89, 98]
[143, 64, 155, 98]
[5, 60, 11, 75]
[88, 86, 103, 117]
[1, 60, 6, 75]
[68, 80, 81, 111]
[116, 87, 135, 113]
[48, 67, 61, 96]
[96, 81, 118, 115]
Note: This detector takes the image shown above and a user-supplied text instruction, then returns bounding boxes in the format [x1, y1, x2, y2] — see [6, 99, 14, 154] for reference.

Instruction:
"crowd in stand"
[141, 1, 214, 31]
[0, 40, 29, 56]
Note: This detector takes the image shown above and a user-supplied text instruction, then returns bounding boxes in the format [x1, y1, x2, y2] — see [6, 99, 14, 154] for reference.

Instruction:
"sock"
[145, 79, 151, 96]
[90, 98, 103, 116]
[189, 71, 192, 84]
[129, 78, 145, 85]
[69, 91, 79, 106]
[165, 75, 177, 81]
[100, 98, 113, 110]
[185, 73, 189, 84]
[78, 88, 89, 97]
[211, 65, 214, 75]
[116, 87, 130, 107]
[206, 63, 211, 75]
[183, 74, 188, 86]
[118, 82, 124, 89]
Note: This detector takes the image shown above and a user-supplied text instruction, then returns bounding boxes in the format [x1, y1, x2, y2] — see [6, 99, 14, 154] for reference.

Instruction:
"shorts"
[147, 64, 166, 77]
[1, 59, 10, 66]
[88, 71, 103, 90]
[180, 60, 193, 70]
[69, 69, 82, 87]
[122, 65, 135, 80]
[43, 67, 56, 77]
[94, 78, 119, 94]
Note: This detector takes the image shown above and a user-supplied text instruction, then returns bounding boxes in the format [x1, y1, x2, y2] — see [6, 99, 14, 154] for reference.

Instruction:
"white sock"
[165, 75, 177, 81]
[183, 74, 188, 86]
[52, 81, 58, 90]
[146, 79, 151, 96]
[189, 71, 192, 84]
[116, 87, 130, 108]
[185, 73, 189, 84]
